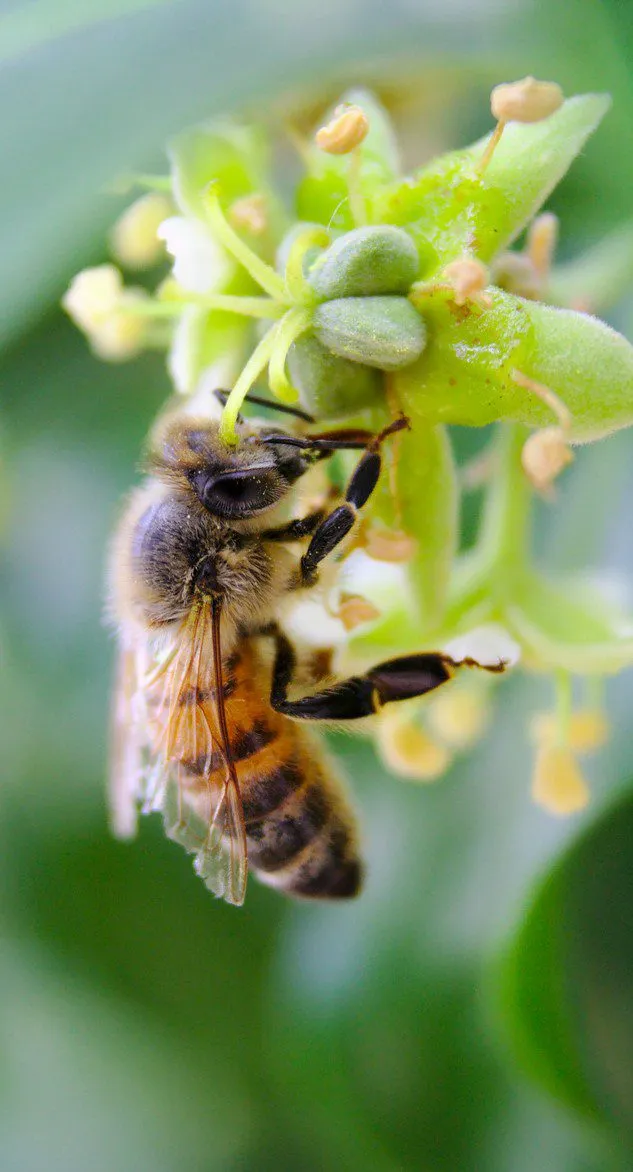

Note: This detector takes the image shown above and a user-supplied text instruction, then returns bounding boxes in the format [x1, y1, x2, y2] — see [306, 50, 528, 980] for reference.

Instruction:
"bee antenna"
[213, 389, 315, 424]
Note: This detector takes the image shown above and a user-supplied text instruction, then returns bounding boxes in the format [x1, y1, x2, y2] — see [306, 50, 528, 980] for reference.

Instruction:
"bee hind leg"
[269, 629, 505, 722]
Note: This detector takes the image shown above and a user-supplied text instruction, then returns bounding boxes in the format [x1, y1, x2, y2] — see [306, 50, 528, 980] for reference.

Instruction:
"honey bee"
[108, 391, 501, 905]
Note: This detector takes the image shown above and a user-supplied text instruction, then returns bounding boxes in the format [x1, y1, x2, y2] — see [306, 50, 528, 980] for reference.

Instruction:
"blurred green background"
[3, 1, 633, 1169]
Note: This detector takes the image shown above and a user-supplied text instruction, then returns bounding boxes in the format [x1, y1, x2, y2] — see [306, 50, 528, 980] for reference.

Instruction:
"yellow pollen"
[521, 426, 574, 493]
[315, 104, 369, 155]
[531, 743, 590, 815]
[364, 526, 417, 564]
[377, 710, 451, 782]
[531, 709, 610, 755]
[337, 594, 381, 631]
[442, 257, 491, 307]
[428, 687, 491, 750]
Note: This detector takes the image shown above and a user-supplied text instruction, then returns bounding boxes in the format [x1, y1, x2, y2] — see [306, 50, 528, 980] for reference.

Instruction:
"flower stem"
[284, 227, 329, 304]
[128, 295, 286, 320]
[479, 424, 532, 583]
[204, 185, 289, 302]
[268, 308, 312, 402]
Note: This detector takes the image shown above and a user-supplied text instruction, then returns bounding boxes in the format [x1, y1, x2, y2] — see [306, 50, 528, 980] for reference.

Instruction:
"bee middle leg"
[268, 629, 503, 722]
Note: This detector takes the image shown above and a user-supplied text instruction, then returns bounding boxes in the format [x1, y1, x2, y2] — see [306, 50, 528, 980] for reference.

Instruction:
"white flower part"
[167, 307, 243, 396]
[111, 193, 173, 269]
[279, 595, 348, 650]
[443, 623, 521, 669]
[62, 264, 123, 331]
[341, 549, 410, 606]
[157, 215, 232, 294]
[167, 305, 203, 394]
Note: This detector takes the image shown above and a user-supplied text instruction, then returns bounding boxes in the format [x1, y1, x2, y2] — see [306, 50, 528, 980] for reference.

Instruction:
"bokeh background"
[3, 1, 633, 1169]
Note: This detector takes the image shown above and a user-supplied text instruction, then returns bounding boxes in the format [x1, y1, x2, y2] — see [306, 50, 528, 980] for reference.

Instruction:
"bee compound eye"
[193, 468, 279, 517]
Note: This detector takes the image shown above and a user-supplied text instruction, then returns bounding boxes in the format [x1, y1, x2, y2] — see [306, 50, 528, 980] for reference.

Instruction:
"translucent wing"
[141, 601, 248, 907]
[108, 636, 146, 840]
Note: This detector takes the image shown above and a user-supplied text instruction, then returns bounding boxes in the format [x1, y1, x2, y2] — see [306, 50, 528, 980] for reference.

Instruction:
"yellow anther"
[315, 104, 369, 155]
[110, 193, 173, 269]
[364, 526, 417, 564]
[377, 710, 451, 782]
[479, 78, 563, 175]
[490, 77, 564, 124]
[442, 257, 491, 307]
[531, 743, 589, 815]
[337, 594, 381, 631]
[527, 212, 559, 282]
[428, 687, 491, 751]
[229, 193, 268, 236]
[492, 252, 541, 300]
[531, 709, 610, 754]
[521, 426, 574, 493]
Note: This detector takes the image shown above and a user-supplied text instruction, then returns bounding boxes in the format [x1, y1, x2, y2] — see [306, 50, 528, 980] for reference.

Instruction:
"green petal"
[376, 94, 611, 269]
[169, 303, 249, 395]
[506, 573, 633, 674]
[396, 289, 633, 442]
[168, 118, 285, 243]
[296, 88, 400, 231]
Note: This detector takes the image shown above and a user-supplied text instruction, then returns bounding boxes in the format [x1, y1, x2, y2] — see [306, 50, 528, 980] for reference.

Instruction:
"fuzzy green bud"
[309, 225, 419, 299]
[313, 296, 426, 371]
[287, 333, 381, 417]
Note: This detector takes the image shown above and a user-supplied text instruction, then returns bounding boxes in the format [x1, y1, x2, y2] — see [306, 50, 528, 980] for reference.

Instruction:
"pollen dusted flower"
[64, 78, 633, 815]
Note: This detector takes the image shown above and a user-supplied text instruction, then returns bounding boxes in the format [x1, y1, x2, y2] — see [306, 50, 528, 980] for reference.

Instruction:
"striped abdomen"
[180, 638, 363, 900]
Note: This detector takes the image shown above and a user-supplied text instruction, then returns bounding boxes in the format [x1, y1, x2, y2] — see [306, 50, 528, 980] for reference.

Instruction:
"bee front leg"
[298, 417, 408, 588]
[269, 629, 505, 722]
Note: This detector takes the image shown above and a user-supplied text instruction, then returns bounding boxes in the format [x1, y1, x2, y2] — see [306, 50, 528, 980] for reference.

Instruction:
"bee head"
[147, 414, 314, 520]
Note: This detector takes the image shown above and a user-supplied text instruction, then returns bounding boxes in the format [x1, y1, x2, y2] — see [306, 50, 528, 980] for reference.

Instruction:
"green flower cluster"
[63, 81, 633, 813]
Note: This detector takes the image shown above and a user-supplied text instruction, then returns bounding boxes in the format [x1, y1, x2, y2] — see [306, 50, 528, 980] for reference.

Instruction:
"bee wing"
[108, 637, 145, 840]
[153, 602, 248, 908]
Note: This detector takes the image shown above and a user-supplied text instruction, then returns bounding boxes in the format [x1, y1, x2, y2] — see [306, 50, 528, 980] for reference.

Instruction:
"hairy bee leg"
[269, 630, 503, 721]
[261, 509, 327, 542]
[298, 417, 409, 587]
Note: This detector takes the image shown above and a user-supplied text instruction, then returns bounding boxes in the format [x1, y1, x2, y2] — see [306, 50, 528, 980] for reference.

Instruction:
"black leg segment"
[261, 509, 326, 542]
[298, 415, 409, 587]
[269, 630, 506, 723]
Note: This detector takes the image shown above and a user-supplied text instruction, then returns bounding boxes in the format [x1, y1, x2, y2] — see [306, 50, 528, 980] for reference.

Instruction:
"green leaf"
[376, 94, 611, 269]
[498, 789, 633, 1143]
[296, 88, 400, 232]
[395, 288, 633, 442]
[498, 861, 603, 1123]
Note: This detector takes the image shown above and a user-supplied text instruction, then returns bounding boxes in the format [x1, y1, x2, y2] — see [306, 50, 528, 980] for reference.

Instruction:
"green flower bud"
[309, 225, 419, 299]
[313, 296, 426, 371]
[287, 333, 381, 417]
